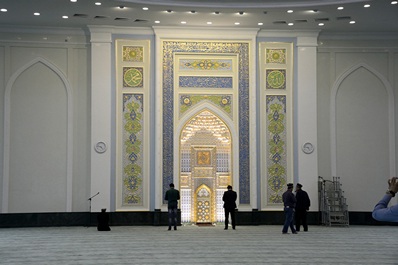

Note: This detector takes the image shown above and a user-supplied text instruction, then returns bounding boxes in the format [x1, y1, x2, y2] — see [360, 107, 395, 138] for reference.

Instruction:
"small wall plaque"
[94, 141, 107, 154]
[302, 142, 314, 154]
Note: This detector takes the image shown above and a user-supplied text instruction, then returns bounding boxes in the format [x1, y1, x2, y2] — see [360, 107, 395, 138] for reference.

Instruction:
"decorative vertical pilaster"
[296, 33, 319, 210]
[88, 26, 112, 212]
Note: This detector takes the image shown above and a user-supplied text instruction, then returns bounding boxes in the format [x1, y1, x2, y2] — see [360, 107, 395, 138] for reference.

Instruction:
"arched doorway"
[179, 110, 232, 224]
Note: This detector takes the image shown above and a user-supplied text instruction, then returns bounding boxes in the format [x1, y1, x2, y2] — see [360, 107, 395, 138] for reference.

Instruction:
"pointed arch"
[174, 101, 239, 192]
[330, 62, 395, 177]
[2, 57, 73, 212]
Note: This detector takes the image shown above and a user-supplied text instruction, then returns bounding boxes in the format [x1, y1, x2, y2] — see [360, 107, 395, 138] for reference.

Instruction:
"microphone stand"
[87, 192, 100, 227]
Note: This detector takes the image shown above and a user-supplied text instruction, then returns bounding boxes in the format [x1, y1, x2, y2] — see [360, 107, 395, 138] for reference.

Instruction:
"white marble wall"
[317, 36, 398, 211]
[0, 29, 90, 213]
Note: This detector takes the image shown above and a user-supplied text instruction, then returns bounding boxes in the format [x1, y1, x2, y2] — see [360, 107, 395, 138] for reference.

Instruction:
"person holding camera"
[372, 177, 398, 222]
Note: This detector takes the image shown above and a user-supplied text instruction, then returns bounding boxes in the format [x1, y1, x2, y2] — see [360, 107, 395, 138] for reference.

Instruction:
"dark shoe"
[168, 227, 171, 231]
[232, 227, 236, 230]
[174, 226, 177, 230]
[304, 229, 308, 232]
[224, 228, 228, 230]
[292, 231, 298, 234]
[282, 232, 288, 234]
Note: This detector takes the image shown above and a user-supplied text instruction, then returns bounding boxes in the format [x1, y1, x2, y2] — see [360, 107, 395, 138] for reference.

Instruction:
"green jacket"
[165, 188, 180, 209]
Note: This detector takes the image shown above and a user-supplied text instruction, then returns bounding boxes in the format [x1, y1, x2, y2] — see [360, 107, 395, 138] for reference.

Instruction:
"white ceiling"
[0, 0, 397, 33]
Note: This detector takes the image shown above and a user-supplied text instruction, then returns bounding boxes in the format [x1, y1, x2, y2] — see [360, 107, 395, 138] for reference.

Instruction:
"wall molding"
[330, 62, 396, 177]
[2, 57, 74, 213]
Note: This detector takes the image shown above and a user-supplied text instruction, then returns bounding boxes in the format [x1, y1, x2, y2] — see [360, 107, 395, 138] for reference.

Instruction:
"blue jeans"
[168, 208, 178, 227]
[282, 207, 296, 233]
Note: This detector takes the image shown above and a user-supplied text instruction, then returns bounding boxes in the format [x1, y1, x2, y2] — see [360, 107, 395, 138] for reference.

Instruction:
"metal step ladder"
[319, 176, 349, 226]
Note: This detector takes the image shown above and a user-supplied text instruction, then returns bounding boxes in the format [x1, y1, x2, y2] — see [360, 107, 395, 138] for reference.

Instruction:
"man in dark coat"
[222, 185, 237, 230]
[282, 183, 297, 234]
[165, 183, 180, 230]
[295, 183, 311, 231]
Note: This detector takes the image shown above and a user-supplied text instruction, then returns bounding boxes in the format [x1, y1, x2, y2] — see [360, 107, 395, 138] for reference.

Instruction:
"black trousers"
[168, 207, 178, 228]
[224, 208, 236, 229]
[295, 209, 308, 231]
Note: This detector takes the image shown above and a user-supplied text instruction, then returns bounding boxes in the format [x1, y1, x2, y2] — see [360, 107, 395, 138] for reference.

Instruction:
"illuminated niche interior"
[179, 110, 232, 223]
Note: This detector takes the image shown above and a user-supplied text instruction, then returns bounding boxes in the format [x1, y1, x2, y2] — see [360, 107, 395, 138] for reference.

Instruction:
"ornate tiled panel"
[266, 95, 287, 204]
[266, 69, 286, 90]
[179, 76, 233, 88]
[179, 94, 232, 118]
[266, 49, 286, 64]
[122, 94, 144, 206]
[162, 41, 250, 204]
[123, 46, 144, 62]
[123, 67, 143, 88]
[179, 59, 232, 71]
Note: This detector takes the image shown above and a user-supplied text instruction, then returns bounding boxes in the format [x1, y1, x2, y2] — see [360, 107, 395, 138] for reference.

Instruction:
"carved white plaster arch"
[330, 62, 396, 177]
[174, 101, 239, 201]
[2, 57, 73, 213]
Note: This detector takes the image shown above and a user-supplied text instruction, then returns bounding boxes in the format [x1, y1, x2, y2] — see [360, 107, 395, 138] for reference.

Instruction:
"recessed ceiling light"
[190, 11, 196, 14]
[70, 0, 77, 2]
[34, 12, 40, 16]
[142, 7, 148, 10]
[349, 20, 356, 24]
[364, 4, 370, 8]
[166, 10, 172, 13]
[287, 10, 293, 13]
[238, 11, 244, 15]
[207, 22, 212, 25]
[214, 11, 220, 15]
[392, 1, 398, 4]
[118, 6, 125, 9]
[311, 9, 318, 13]
[337, 6, 344, 10]
[181, 21, 187, 24]
[288, 22, 294, 26]
[1, 8, 7, 12]
[318, 23, 324, 26]
[154, 20, 160, 23]
[234, 22, 240, 25]
[95, 2, 101, 6]
[62, 15, 69, 19]
[258, 22, 263, 25]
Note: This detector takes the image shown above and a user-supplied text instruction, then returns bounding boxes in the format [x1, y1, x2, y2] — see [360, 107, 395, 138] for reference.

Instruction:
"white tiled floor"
[0, 225, 397, 264]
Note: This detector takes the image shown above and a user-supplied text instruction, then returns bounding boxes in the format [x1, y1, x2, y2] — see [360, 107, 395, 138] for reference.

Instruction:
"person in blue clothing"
[165, 183, 180, 230]
[372, 177, 398, 222]
[282, 183, 297, 234]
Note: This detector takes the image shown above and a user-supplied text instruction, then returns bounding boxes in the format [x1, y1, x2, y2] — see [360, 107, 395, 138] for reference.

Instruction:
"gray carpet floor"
[0, 225, 397, 264]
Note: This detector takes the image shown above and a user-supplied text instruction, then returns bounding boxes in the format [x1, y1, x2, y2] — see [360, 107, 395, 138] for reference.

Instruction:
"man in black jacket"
[165, 183, 180, 231]
[223, 185, 237, 230]
[295, 183, 311, 232]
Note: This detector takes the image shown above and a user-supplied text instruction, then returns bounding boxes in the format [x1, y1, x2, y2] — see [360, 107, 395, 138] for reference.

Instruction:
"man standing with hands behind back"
[223, 185, 237, 230]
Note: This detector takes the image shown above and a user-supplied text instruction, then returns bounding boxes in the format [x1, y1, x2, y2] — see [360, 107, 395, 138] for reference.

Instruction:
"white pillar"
[88, 27, 112, 212]
[296, 34, 319, 211]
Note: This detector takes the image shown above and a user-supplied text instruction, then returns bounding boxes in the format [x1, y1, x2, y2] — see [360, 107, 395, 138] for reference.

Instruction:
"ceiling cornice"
[118, 0, 368, 8]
